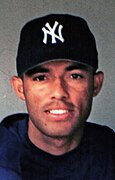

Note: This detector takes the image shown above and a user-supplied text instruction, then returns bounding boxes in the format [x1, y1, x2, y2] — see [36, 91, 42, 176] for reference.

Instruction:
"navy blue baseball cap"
[16, 14, 98, 76]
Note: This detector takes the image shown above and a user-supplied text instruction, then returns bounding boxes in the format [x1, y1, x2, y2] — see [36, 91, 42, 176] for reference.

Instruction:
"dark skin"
[11, 60, 104, 155]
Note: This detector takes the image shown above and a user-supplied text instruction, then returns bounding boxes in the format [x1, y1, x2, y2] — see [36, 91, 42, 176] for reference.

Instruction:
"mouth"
[44, 108, 74, 121]
[48, 109, 70, 115]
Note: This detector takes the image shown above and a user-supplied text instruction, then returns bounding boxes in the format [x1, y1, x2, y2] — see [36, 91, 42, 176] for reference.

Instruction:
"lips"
[44, 107, 74, 121]
[44, 102, 74, 120]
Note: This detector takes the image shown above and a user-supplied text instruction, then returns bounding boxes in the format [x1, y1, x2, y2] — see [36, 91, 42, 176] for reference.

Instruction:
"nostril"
[51, 94, 68, 100]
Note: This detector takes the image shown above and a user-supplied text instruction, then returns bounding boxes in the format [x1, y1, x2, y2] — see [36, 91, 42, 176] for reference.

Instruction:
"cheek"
[24, 82, 48, 98]
[71, 82, 93, 107]
[23, 84, 49, 112]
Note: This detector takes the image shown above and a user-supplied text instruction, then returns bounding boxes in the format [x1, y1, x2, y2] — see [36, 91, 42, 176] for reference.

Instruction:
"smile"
[49, 109, 69, 115]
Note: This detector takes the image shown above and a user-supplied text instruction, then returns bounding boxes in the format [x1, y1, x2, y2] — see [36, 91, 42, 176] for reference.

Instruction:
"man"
[0, 14, 114, 179]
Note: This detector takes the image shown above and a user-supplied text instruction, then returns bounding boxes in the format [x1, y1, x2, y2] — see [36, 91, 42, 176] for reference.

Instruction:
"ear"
[11, 76, 25, 101]
[93, 71, 104, 97]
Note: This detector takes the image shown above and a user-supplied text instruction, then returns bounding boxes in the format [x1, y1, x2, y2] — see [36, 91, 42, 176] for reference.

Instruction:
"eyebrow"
[25, 66, 49, 76]
[65, 63, 91, 72]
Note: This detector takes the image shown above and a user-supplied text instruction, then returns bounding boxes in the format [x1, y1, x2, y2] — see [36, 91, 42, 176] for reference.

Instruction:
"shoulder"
[0, 123, 22, 179]
[0, 113, 29, 146]
[82, 122, 115, 178]
[0, 113, 28, 178]
[0, 167, 21, 180]
[85, 122, 114, 141]
[85, 122, 114, 136]
[84, 122, 115, 154]
[1, 113, 28, 128]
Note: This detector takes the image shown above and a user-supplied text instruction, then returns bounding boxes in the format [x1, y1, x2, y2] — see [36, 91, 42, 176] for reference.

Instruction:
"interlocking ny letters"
[42, 21, 64, 44]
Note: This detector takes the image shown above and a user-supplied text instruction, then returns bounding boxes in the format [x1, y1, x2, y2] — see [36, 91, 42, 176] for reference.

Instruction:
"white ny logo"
[42, 21, 64, 44]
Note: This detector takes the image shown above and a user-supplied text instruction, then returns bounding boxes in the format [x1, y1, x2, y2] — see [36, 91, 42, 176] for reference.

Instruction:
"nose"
[51, 78, 69, 100]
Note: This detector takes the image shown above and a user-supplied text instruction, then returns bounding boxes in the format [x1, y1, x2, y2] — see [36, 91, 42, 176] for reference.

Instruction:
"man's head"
[11, 14, 104, 153]
[16, 14, 98, 77]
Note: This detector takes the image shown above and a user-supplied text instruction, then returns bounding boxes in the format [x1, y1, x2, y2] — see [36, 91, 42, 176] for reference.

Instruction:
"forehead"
[25, 60, 93, 76]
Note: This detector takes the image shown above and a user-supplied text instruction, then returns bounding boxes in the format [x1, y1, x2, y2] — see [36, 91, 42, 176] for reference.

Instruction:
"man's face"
[13, 60, 103, 139]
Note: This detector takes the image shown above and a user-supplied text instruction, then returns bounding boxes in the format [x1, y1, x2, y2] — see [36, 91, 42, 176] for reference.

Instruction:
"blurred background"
[0, 0, 115, 130]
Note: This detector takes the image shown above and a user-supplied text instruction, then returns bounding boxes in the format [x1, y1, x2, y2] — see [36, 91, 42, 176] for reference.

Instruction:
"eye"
[71, 73, 83, 79]
[33, 75, 47, 81]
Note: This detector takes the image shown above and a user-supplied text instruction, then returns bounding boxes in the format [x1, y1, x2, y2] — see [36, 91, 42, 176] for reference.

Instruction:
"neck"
[28, 120, 84, 156]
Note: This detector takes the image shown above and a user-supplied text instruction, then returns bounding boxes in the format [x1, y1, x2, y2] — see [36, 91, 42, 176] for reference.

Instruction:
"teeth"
[49, 109, 68, 115]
